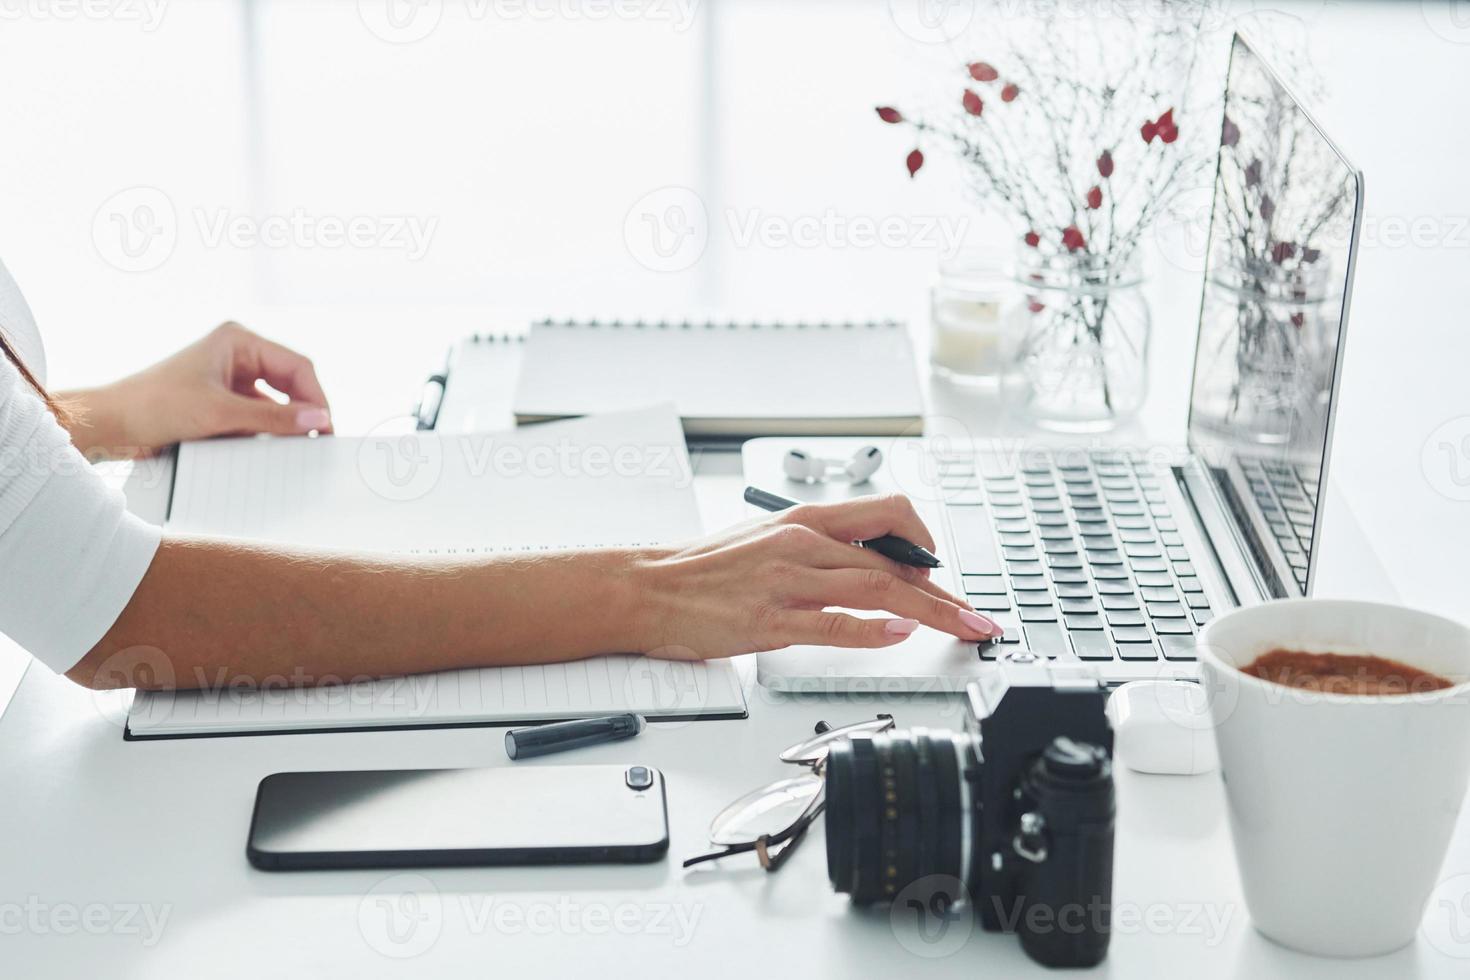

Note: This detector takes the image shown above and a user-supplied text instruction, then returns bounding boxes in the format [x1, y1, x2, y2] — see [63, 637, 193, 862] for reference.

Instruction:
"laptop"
[742, 34, 1365, 691]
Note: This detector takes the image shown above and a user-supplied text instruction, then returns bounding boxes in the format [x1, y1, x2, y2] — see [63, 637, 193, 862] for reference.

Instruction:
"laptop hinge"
[1176, 458, 1269, 606]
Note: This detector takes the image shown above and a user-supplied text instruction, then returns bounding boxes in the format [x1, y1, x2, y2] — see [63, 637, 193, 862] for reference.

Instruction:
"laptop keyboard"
[938, 449, 1212, 663]
[1240, 457, 1317, 592]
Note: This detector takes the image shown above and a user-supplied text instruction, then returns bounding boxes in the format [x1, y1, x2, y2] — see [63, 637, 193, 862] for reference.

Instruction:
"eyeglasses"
[682, 715, 895, 872]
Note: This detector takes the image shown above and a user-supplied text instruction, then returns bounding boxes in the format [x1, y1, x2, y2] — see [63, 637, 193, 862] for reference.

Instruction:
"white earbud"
[782, 446, 884, 484]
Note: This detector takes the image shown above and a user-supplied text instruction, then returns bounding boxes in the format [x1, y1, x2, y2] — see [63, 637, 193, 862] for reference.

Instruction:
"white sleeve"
[0, 354, 162, 673]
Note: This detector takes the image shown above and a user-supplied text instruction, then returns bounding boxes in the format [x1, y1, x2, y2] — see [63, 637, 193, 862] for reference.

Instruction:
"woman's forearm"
[66, 536, 652, 691]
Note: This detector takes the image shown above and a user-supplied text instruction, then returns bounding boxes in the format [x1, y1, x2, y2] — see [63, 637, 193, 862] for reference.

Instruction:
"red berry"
[1027, 300, 1046, 314]
[906, 148, 924, 178]
[962, 89, 984, 116]
[1086, 186, 1103, 210]
[1001, 83, 1019, 102]
[968, 62, 999, 82]
[1061, 226, 1086, 252]
[1097, 150, 1114, 178]
[1290, 312, 1305, 328]
[1024, 231, 1040, 248]
[875, 106, 903, 124]
[1141, 120, 1157, 144]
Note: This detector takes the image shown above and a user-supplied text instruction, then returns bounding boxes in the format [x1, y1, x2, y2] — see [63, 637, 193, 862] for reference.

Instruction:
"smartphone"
[246, 765, 669, 871]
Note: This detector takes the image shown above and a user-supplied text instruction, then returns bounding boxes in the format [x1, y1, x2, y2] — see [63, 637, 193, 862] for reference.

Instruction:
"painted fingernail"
[884, 619, 920, 636]
[296, 407, 331, 431]
[959, 609, 998, 636]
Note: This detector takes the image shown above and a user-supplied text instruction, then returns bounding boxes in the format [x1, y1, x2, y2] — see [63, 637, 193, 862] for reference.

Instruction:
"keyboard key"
[1020, 606, 1058, 623]
[1074, 507, 1106, 522]
[947, 506, 1003, 575]
[1124, 543, 1162, 558]
[1192, 609, 1214, 627]
[1166, 546, 1191, 562]
[1050, 568, 1089, 584]
[1034, 512, 1071, 527]
[1131, 559, 1167, 573]
[1140, 586, 1177, 603]
[1155, 518, 1178, 531]
[1091, 566, 1130, 580]
[1042, 539, 1078, 555]
[1076, 520, 1111, 535]
[1101, 595, 1139, 610]
[1172, 562, 1197, 577]
[1003, 546, 1039, 561]
[1010, 574, 1047, 591]
[1048, 555, 1084, 569]
[1118, 529, 1155, 544]
[1177, 576, 1203, 593]
[1117, 641, 1159, 661]
[1015, 590, 1054, 606]
[1113, 515, 1149, 529]
[1158, 634, 1198, 661]
[998, 531, 1033, 547]
[1022, 623, 1070, 658]
[1106, 610, 1146, 627]
[1186, 593, 1212, 609]
[1039, 525, 1075, 541]
[1160, 531, 1183, 546]
[1152, 619, 1194, 635]
[1008, 561, 1043, 576]
[1055, 583, 1094, 599]
[974, 599, 1012, 612]
[1069, 632, 1115, 661]
[1110, 626, 1152, 643]
[1064, 613, 1104, 631]
[1096, 580, 1134, 595]
[994, 517, 1030, 532]
[1086, 550, 1123, 566]
[1147, 602, 1187, 619]
[962, 574, 1007, 595]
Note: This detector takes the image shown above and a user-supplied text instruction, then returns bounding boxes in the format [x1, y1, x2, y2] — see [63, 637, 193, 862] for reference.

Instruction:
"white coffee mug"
[1199, 599, 1470, 957]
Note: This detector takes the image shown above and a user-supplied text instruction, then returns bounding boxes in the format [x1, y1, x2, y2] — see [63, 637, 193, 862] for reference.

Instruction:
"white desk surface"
[2, 355, 1468, 978]
[5, 4, 1470, 967]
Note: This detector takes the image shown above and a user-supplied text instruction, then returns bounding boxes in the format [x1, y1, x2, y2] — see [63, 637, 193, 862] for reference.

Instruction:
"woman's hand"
[60, 322, 332, 458]
[627, 493, 1002, 660]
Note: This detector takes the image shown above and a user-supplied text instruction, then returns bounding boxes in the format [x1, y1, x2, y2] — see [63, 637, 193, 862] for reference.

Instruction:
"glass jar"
[1190, 255, 1335, 445]
[1004, 249, 1151, 431]
[928, 253, 1020, 385]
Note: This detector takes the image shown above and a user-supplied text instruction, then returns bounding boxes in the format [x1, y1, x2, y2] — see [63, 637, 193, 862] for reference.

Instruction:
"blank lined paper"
[127, 406, 746, 738]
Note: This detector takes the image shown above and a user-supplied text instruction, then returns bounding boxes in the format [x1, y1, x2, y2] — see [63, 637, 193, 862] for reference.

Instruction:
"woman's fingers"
[797, 568, 1000, 640]
[769, 524, 971, 609]
[773, 610, 924, 649]
[780, 493, 937, 553]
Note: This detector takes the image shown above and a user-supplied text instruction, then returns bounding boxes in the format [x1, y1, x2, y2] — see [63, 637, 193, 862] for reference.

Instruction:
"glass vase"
[1004, 250, 1151, 431]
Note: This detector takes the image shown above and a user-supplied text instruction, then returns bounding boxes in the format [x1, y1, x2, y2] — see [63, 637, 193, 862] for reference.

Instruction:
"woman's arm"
[65, 495, 1001, 691]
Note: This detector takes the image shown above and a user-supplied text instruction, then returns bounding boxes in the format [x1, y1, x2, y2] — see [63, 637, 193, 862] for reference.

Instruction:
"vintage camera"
[823, 656, 1116, 968]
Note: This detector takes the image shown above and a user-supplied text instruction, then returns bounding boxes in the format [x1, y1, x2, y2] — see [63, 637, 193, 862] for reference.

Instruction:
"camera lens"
[825, 729, 970, 904]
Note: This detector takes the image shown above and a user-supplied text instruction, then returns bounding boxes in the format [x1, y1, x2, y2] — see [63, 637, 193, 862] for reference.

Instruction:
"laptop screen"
[1186, 34, 1363, 599]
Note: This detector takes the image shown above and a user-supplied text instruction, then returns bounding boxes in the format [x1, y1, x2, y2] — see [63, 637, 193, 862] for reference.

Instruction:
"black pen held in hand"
[743, 486, 943, 569]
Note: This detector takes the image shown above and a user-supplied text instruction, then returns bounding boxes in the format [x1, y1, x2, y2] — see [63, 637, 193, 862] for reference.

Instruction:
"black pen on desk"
[505, 713, 646, 761]
[743, 486, 943, 569]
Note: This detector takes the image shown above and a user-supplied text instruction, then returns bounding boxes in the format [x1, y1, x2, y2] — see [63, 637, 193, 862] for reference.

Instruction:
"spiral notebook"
[512, 319, 925, 437]
[126, 406, 747, 738]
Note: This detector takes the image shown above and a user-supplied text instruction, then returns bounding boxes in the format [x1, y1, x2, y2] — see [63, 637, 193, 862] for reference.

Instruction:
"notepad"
[512, 319, 926, 437]
[127, 406, 746, 738]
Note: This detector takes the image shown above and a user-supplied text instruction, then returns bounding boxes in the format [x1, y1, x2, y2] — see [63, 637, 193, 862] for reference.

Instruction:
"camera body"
[825, 656, 1115, 968]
